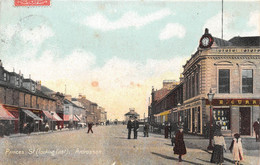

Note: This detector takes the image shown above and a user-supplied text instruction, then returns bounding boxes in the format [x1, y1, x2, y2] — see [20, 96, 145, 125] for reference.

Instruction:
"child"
[229, 133, 244, 165]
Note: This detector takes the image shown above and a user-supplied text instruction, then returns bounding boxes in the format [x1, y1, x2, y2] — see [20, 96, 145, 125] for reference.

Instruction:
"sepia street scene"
[0, 0, 260, 165]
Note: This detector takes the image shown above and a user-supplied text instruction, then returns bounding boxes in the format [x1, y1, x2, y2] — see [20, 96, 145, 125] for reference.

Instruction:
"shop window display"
[213, 108, 230, 130]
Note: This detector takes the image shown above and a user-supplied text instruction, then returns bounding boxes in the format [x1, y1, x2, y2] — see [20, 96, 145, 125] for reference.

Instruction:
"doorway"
[239, 107, 251, 135]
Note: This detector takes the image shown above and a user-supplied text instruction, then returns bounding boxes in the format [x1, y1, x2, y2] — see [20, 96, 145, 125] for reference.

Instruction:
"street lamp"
[177, 103, 181, 125]
[207, 88, 215, 150]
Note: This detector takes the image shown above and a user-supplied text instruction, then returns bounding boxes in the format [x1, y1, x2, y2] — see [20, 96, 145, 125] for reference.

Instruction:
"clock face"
[199, 34, 213, 48]
[202, 37, 210, 46]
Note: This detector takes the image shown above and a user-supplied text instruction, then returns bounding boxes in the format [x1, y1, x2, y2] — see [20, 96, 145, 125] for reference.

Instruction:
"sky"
[0, 0, 259, 120]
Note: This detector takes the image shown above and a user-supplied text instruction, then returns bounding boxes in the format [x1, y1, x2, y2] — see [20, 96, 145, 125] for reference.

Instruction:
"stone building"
[41, 85, 65, 129]
[124, 108, 140, 121]
[150, 82, 183, 125]
[148, 80, 180, 123]
[181, 29, 260, 136]
[100, 107, 107, 125]
[0, 60, 58, 134]
[148, 29, 260, 137]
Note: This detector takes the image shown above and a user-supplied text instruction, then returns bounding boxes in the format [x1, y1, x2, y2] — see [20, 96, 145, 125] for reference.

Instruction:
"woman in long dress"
[173, 127, 186, 162]
[210, 129, 227, 165]
[229, 133, 244, 165]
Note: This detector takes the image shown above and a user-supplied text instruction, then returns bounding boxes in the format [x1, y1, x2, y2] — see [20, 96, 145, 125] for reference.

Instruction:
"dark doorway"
[239, 107, 251, 135]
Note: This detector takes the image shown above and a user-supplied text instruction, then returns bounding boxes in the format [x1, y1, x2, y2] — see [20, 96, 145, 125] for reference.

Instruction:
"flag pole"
[222, 0, 224, 39]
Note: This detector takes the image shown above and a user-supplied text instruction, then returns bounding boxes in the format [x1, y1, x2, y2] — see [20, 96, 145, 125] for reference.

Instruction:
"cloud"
[4, 49, 96, 81]
[203, 11, 260, 39]
[2, 49, 186, 120]
[159, 23, 186, 40]
[20, 25, 54, 46]
[248, 11, 260, 34]
[83, 9, 172, 31]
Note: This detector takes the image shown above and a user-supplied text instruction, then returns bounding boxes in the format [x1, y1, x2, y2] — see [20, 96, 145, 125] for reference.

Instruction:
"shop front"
[21, 109, 43, 133]
[2, 104, 20, 133]
[42, 111, 63, 131]
[0, 104, 17, 136]
[207, 99, 260, 136]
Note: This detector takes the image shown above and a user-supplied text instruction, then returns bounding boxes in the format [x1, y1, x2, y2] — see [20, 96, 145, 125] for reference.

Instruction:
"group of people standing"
[125, 117, 248, 164]
[127, 117, 139, 139]
[172, 126, 244, 164]
[210, 130, 244, 165]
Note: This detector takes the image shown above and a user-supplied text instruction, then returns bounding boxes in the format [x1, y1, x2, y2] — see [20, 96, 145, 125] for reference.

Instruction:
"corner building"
[182, 30, 260, 136]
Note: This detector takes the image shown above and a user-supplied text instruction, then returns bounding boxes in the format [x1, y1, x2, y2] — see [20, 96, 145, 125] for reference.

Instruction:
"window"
[213, 108, 230, 130]
[242, 69, 253, 93]
[219, 69, 230, 93]
[32, 84, 35, 91]
[3, 73, 7, 81]
[16, 77, 19, 86]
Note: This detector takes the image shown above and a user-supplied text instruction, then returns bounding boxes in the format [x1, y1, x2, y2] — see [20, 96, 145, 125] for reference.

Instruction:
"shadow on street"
[151, 152, 203, 165]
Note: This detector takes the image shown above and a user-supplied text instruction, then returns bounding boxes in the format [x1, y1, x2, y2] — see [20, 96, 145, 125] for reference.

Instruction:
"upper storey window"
[242, 69, 253, 93]
[219, 69, 230, 93]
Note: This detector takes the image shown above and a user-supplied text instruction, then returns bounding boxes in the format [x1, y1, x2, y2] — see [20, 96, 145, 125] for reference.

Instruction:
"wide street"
[0, 125, 259, 165]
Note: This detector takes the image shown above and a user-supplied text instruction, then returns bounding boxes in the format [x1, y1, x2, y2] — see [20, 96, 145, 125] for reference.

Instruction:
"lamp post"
[50, 112, 54, 132]
[207, 88, 215, 150]
[177, 103, 181, 126]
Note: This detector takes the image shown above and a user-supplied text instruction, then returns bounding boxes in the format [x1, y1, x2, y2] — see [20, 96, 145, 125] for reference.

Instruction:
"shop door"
[239, 107, 251, 135]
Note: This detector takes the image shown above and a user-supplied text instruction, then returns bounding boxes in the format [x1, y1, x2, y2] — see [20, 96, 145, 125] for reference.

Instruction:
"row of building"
[0, 60, 107, 135]
[148, 29, 260, 136]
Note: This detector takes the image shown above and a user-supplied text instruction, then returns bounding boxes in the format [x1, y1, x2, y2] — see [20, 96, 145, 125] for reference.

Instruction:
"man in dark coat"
[253, 118, 260, 142]
[165, 123, 169, 138]
[144, 122, 149, 137]
[173, 127, 186, 162]
[133, 117, 139, 139]
[127, 117, 133, 139]
[87, 122, 94, 133]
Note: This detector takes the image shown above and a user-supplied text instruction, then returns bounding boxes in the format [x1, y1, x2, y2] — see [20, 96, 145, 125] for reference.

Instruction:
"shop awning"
[22, 109, 43, 121]
[0, 104, 17, 120]
[63, 114, 71, 121]
[43, 111, 62, 121]
[160, 110, 171, 116]
[63, 114, 80, 121]
[74, 115, 81, 121]
[52, 112, 62, 121]
[42, 111, 54, 120]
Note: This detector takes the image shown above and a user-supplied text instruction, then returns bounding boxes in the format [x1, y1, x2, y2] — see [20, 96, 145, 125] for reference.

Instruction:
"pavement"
[0, 125, 259, 165]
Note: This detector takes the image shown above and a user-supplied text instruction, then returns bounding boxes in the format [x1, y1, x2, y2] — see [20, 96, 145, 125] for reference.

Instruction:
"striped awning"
[22, 109, 43, 121]
[74, 115, 81, 121]
[0, 104, 17, 120]
[63, 114, 79, 122]
[43, 111, 62, 121]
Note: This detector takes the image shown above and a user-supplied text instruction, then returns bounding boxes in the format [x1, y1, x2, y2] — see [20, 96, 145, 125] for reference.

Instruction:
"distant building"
[124, 108, 140, 121]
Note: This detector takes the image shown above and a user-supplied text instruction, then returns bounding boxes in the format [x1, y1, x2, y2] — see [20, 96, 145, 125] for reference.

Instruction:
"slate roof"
[124, 111, 140, 116]
[228, 36, 260, 46]
[213, 37, 233, 47]
[41, 85, 55, 93]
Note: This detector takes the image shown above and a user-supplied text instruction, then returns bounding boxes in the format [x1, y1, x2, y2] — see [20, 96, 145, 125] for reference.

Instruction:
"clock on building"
[199, 28, 214, 48]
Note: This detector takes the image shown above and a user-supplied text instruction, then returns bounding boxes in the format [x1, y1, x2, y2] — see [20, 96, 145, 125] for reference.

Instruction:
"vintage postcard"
[0, 0, 259, 164]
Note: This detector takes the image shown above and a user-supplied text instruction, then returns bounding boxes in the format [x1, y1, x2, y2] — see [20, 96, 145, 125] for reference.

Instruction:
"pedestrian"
[133, 117, 139, 139]
[87, 122, 93, 133]
[164, 123, 169, 138]
[210, 129, 227, 165]
[45, 123, 49, 132]
[127, 117, 133, 139]
[144, 122, 149, 137]
[173, 127, 186, 162]
[0, 122, 5, 137]
[25, 123, 31, 135]
[253, 118, 260, 142]
[229, 133, 244, 165]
